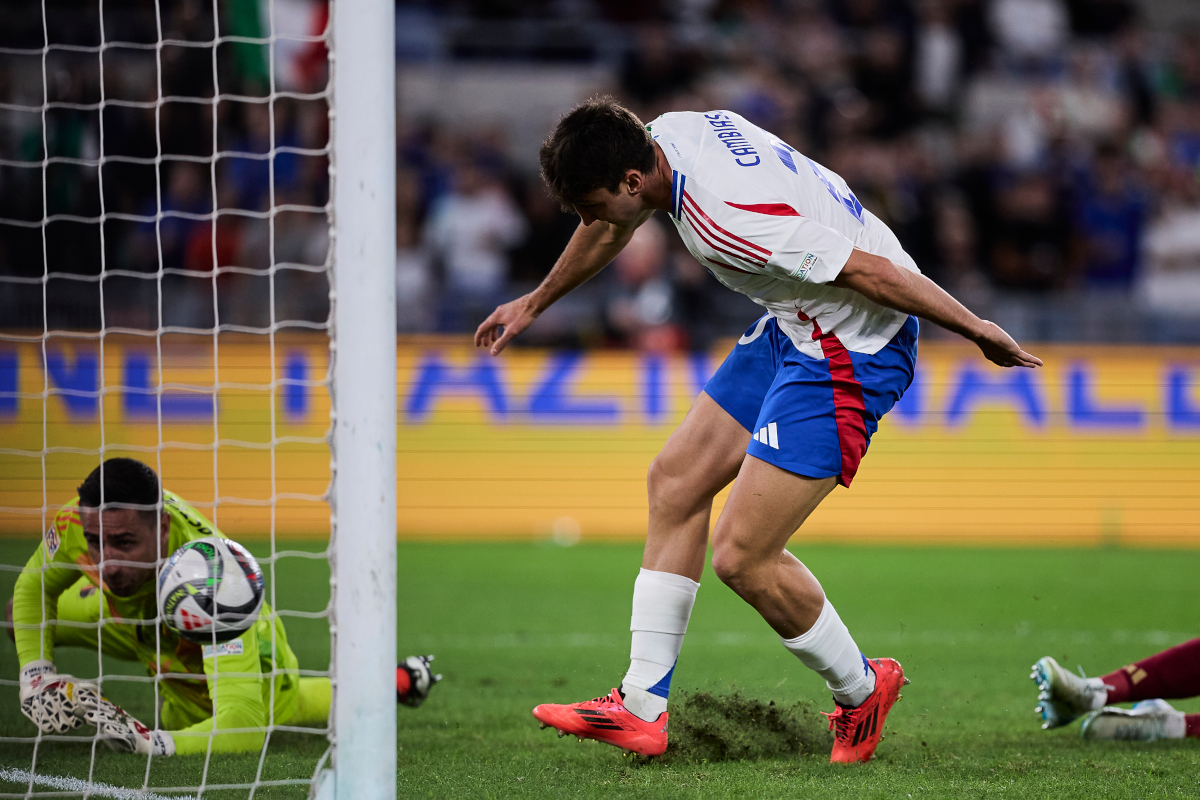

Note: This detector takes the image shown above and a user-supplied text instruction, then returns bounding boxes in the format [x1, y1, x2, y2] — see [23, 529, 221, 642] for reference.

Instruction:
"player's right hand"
[474, 294, 537, 356]
[75, 683, 175, 756]
[18, 660, 86, 734]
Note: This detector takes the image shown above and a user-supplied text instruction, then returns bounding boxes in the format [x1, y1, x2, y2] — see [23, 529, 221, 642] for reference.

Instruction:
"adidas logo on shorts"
[751, 422, 779, 449]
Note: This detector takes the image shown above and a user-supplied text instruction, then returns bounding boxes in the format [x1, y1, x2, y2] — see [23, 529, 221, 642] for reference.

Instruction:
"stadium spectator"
[669, 235, 725, 353]
[989, 0, 1069, 68]
[7, 0, 1200, 341]
[122, 163, 214, 328]
[854, 25, 918, 138]
[424, 159, 527, 332]
[396, 169, 434, 333]
[619, 23, 702, 108]
[510, 182, 579, 285]
[932, 192, 991, 308]
[223, 101, 302, 213]
[1114, 26, 1157, 128]
[601, 216, 682, 351]
[1139, 167, 1200, 328]
[989, 170, 1071, 291]
[1071, 142, 1149, 290]
[913, 0, 965, 118]
[1065, 0, 1137, 39]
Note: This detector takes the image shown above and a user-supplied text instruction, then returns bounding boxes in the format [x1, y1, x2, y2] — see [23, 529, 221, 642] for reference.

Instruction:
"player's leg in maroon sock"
[1187, 714, 1200, 739]
[1100, 638, 1200, 704]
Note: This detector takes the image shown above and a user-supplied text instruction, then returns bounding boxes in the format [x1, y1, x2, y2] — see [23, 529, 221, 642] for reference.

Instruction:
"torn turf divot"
[651, 691, 831, 764]
[0, 766, 175, 800]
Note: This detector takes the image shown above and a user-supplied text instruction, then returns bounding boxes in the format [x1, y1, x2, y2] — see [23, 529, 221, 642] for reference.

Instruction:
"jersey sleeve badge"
[790, 252, 821, 280]
[43, 525, 60, 558]
[202, 639, 245, 659]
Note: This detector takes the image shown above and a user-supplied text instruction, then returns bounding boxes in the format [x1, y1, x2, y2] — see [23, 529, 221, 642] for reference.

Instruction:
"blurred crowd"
[0, 0, 332, 333]
[398, 0, 1200, 347]
[3, 0, 1200, 347]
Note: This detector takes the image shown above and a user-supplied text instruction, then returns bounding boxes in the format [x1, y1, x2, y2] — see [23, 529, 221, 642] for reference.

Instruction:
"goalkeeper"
[6, 457, 439, 755]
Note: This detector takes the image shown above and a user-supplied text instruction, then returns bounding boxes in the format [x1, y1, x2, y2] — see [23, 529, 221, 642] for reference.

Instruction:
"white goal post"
[326, 0, 397, 797]
[0, 0, 396, 794]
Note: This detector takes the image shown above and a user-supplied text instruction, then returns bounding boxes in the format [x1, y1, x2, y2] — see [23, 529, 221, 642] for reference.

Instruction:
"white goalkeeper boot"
[1081, 699, 1187, 742]
[1031, 656, 1109, 729]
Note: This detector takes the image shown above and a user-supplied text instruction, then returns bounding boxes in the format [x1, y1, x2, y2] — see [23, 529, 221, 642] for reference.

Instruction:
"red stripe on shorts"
[796, 311, 868, 486]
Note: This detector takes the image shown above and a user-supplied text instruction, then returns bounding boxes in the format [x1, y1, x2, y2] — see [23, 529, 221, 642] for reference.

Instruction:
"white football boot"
[1081, 699, 1187, 742]
[1030, 656, 1108, 729]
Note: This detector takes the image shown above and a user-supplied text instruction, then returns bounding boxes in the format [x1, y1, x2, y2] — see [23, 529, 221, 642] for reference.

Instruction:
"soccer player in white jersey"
[475, 98, 1041, 763]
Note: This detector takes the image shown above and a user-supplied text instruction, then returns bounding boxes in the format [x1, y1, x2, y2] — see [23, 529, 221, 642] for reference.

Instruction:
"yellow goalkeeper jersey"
[12, 491, 305, 754]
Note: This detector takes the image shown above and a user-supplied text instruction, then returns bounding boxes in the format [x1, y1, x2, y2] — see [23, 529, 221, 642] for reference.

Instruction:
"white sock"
[1084, 677, 1108, 710]
[621, 568, 699, 722]
[1164, 710, 1187, 739]
[780, 599, 876, 708]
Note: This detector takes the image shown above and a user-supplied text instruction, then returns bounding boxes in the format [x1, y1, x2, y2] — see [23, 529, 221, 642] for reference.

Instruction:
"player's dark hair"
[77, 458, 162, 519]
[539, 96, 656, 209]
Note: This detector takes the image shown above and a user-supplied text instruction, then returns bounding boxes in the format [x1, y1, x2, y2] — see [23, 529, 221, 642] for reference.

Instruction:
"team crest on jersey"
[44, 525, 61, 558]
[791, 252, 819, 280]
[203, 639, 244, 658]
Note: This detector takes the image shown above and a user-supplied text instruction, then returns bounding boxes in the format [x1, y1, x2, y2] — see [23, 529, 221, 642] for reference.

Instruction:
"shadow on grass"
[652, 690, 830, 765]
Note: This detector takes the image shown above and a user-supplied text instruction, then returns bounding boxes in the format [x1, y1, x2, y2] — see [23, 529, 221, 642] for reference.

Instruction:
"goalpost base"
[312, 769, 336, 800]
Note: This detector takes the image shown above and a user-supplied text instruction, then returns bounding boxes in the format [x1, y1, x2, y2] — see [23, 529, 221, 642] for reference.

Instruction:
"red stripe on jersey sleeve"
[682, 192, 772, 256]
[725, 201, 803, 217]
[683, 204, 769, 265]
[684, 206, 767, 267]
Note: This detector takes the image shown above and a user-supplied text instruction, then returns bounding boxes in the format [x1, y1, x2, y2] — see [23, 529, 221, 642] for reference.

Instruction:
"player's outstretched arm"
[475, 211, 652, 356]
[831, 249, 1043, 369]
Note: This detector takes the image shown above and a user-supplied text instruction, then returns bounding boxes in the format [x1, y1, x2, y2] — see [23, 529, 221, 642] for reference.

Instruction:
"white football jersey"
[646, 110, 920, 358]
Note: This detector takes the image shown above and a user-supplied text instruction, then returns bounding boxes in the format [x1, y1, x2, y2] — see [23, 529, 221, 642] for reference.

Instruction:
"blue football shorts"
[704, 313, 918, 486]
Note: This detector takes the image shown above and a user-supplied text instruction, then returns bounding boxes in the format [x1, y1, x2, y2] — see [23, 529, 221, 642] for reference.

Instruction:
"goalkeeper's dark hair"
[77, 458, 162, 520]
[539, 96, 656, 210]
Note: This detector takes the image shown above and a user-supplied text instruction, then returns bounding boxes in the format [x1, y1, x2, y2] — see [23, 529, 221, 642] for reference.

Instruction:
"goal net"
[0, 0, 395, 797]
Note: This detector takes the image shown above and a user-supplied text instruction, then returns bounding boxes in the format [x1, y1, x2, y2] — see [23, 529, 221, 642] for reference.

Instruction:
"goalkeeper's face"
[80, 509, 171, 597]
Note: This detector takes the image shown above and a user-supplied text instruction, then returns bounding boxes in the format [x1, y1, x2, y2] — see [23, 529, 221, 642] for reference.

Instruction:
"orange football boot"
[823, 657, 909, 764]
[532, 688, 668, 756]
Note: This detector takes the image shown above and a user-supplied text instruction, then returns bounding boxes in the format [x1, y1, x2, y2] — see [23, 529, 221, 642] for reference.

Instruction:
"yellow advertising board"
[0, 334, 333, 540]
[2, 334, 1199, 546]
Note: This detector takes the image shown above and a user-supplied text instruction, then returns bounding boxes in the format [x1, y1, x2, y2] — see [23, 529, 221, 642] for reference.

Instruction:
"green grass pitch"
[2, 539, 1199, 798]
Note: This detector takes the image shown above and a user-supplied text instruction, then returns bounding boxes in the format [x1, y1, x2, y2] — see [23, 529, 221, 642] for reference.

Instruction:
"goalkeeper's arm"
[169, 627, 271, 755]
[85, 623, 271, 756]
[73, 630, 269, 756]
[11, 529, 94, 735]
[12, 525, 81, 667]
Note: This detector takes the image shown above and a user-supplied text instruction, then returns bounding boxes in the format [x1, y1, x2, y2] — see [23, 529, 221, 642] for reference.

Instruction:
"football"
[157, 537, 265, 643]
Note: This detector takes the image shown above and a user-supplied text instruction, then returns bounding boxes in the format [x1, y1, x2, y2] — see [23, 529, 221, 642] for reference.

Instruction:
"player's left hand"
[75, 684, 175, 756]
[972, 321, 1042, 369]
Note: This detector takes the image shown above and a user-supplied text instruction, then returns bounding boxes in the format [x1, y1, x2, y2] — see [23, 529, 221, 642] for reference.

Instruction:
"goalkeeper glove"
[75, 684, 176, 756]
[397, 654, 442, 707]
[19, 660, 85, 734]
